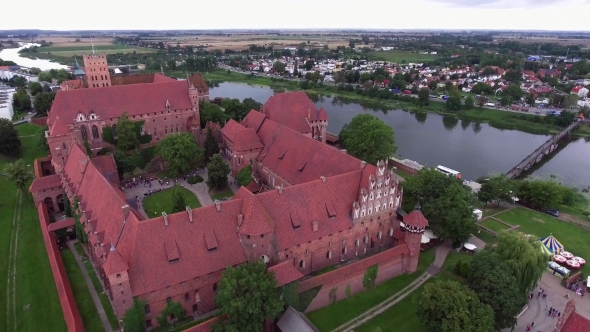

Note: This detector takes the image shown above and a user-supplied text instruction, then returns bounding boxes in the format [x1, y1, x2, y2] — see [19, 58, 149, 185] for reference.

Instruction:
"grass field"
[306, 248, 436, 331]
[74, 243, 120, 330]
[371, 50, 439, 63]
[143, 186, 202, 215]
[495, 207, 590, 275]
[480, 218, 511, 232]
[209, 186, 234, 201]
[355, 251, 473, 332]
[61, 248, 104, 332]
[0, 123, 66, 332]
[474, 229, 498, 245]
[482, 205, 509, 217]
[37, 44, 155, 56]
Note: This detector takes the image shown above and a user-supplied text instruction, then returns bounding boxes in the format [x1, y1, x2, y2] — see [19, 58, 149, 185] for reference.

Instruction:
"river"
[0, 43, 69, 71]
[210, 82, 590, 189]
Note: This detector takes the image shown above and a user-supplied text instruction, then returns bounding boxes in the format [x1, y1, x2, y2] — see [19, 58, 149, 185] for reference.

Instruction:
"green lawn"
[209, 186, 234, 201]
[495, 207, 590, 275]
[355, 252, 473, 332]
[74, 243, 120, 330]
[480, 218, 511, 232]
[306, 248, 436, 332]
[474, 229, 498, 245]
[481, 205, 509, 217]
[371, 50, 439, 63]
[143, 186, 202, 215]
[0, 123, 67, 332]
[61, 248, 104, 332]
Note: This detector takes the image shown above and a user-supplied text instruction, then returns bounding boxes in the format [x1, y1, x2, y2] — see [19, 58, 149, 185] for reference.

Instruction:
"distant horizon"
[4, 0, 590, 32]
[2, 28, 590, 33]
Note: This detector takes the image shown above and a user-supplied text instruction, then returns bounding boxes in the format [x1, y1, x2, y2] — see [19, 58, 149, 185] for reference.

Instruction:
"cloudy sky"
[3, 0, 590, 31]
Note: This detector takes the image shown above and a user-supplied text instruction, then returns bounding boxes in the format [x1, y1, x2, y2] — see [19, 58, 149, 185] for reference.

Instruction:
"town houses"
[30, 53, 428, 329]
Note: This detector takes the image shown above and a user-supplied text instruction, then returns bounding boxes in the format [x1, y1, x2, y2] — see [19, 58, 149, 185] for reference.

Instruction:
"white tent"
[421, 235, 431, 244]
[463, 243, 477, 251]
[423, 229, 438, 239]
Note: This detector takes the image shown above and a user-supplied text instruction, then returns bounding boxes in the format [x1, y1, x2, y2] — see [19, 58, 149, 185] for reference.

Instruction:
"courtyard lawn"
[143, 187, 201, 215]
[482, 205, 510, 217]
[61, 248, 104, 332]
[306, 248, 436, 332]
[0, 123, 67, 332]
[474, 229, 498, 245]
[495, 207, 590, 275]
[371, 50, 439, 63]
[355, 252, 473, 332]
[480, 218, 511, 233]
[209, 186, 234, 201]
[74, 243, 120, 330]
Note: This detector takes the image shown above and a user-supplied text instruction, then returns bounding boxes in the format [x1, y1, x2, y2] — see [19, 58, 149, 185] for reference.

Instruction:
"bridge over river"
[506, 120, 586, 179]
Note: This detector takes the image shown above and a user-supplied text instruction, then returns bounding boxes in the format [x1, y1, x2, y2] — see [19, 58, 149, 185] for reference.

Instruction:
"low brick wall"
[31, 116, 48, 126]
[38, 202, 84, 332]
[388, 158, 418, 176]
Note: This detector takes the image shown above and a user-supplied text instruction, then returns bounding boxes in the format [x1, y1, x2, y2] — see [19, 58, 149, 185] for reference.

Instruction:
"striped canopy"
[540, 235, 564, 255]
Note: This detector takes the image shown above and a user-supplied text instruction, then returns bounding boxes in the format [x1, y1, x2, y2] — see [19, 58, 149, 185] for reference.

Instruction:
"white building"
[0, 84, 16, 120]
[0, 68, 38, 83]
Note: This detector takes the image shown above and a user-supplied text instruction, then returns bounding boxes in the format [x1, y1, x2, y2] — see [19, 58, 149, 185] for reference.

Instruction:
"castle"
[30, 53, 428, 331]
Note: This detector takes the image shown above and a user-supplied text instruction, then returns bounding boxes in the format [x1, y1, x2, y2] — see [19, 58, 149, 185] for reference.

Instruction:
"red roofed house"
[33, 90, 428, 330]
[555, 300, 590, 332]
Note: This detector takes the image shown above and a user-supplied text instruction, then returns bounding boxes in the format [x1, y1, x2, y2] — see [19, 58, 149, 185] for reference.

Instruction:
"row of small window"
[91, 82, 109, 88]
[80, 125, 101, 141]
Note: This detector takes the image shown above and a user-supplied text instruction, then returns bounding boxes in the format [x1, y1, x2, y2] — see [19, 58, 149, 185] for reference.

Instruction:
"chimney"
[162, 212, 168, 226]
[122, 205, 130, 221]
[186, 206, 193, 222]
[237, 214, 243, 227]
[361, 160, 366, 168]
[277, 184, 283, 195]
[312, 221, 318, 232]
[320, 176, 326, 183]
[215, 200, 221, 212]
[79, 158, 89, 173]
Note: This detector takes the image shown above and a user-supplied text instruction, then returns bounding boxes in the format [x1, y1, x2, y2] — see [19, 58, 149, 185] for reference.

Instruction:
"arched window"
[165, 127, 168, 135]
[144, 304, 150, 314]
[112, 124, 117, 137]
[81, 125, 88, 141]
[378, 231, 383, 239]
[389, 228, 394, 236]
[192, 304, 198, 314]
[213, 283, 218, 292]
[299, 260, 305, 268]
[166, 297, 172, 303]
[342, 247, 347, 254]
[326, 251, 331, 259]
[194, 291, 200, 302]
[184, 293, 189, 301]
[62, 142, 67, 151]
[92, 125, 99, 139]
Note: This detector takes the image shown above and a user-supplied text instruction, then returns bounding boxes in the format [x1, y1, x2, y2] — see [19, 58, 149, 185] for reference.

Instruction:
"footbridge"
[506, 120, 585, 179]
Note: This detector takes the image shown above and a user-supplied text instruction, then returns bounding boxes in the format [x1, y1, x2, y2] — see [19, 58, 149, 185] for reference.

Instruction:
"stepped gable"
[232, 128, 263, 152]
[263, 91, 321, 134]
[220, 119, 245, 143]
[240, 110, 266, 132]
[29, 174, 61, 192]
[256, 170, 362, 248]
[253, 118, 362, 185]
[128, 200, 248, 296]
[48, 80, 192, 126]
[235, 187, 273, 236]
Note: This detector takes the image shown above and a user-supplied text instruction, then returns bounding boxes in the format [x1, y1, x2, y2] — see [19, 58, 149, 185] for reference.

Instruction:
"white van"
[485, 102, 495, 107]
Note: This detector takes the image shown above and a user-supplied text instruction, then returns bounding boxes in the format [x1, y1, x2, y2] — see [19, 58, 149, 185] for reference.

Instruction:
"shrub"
[187, 175, 203, 184]
[363, 265, 379, 289]
[345, 284, 352, 298]
[236, 165, 252, 186]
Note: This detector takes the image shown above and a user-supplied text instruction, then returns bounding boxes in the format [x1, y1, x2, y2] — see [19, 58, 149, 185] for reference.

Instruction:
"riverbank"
[201, 69, 590, 137]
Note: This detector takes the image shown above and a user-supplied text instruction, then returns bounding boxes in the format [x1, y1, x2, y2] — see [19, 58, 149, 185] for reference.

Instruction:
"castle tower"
[187, 74, 201, 132]
[83, 49, 111, 88]
[309, 107, 328, 144]
[401, 203, 428, 273]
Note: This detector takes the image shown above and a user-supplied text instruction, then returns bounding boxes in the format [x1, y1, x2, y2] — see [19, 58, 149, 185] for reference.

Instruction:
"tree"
[504, 84, 524, 101]
[114, 150, 135, 179]
[157, 301, 186, 327]
[418, 280, 494, 332]
[122, 298, 147, 332]
[158, 133, 203, 176]
[564, 94, 579, 110]
[4, 159, 31, 193]
[349, 41, 355, 49]
[339, 114, 396, 165]
[29, 81, 42, 96]
[33, 92, 55, 115]
[12, 88, 31, 112]
[403, 168, 477, 245]
[200, 101, 228, 125]
[236, 165, 252, 186]
[212, 261, 283, 332]
[242, 97, 261, 112]
[273, 61, 286, 74]
[526, 93, 535, 105]
[464, 96, 474, 110]
[171, 185, 187, 213]
[500, 94, 512, 107]
[478, 174, 517, 206]
[517, 179, 564, 209]
[0, 119, 21, 155]
[203, 128, 220, 163]
[35, 126, 49, 152]
[445, 92, 462, 112]
[38, 72, 52, 82]
[362, 265, 378, 289]
[206, 154, 230, 190]
[116, 112, 140, 151]
[468, 250, 525, 330]
[304, 60, 315, 71]
[493, 231, 547, 294]
[224, 99, 249, 121]
[418, 88, 430, 106]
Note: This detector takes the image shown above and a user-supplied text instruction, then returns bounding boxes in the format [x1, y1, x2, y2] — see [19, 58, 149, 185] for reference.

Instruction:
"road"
[217, 64, 552, 117]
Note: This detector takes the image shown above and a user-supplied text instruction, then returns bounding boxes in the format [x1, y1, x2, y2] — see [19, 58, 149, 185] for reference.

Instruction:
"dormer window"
[89, 112, 97, 120]
[76, 113, 86, 122]
[165, 100, 171, 110]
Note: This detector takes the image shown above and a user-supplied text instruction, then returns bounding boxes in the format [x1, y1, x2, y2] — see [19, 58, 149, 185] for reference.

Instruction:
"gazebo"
[540, 235, 564, 256]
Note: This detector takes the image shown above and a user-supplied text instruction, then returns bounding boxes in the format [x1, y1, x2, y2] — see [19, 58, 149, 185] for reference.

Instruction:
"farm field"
[37, 44, 155, 56]
[371, 49, 439, 63]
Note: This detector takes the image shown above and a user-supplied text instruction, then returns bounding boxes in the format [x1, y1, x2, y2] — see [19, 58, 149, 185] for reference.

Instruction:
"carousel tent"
[540, 235, 564, 255]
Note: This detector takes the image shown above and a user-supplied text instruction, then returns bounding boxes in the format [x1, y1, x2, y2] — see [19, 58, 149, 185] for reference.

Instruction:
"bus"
[436, 165, 461, 178]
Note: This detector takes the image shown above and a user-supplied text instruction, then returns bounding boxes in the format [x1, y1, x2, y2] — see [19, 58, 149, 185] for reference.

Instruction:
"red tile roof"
[184, 317, 219, 332]
[47, 217, 75, 232]
[110, 73, 176, 86]
[318, 107, 328, 121]
[48, 80, 193, 127]
[231, 128, 264, 152]
[235, 187, 273, 236]
[220, 119, 245, 143]
[188, 73, 208, 91]
[572, 86, 583, 93]
[29, 174, 61, 192]
[50, 116, 71, 136]
[404, 209, 429, 228]
[92, 155, 118, 184]
[268, 260, 304, 287]
[263, 91, 321, 134]
[103, 248, 128, 275]
[561, 312, 590, 332]
[240, 109, 265, 132]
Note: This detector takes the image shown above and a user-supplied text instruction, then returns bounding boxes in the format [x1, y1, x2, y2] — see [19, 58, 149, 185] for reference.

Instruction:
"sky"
[3, 0, 590, 31]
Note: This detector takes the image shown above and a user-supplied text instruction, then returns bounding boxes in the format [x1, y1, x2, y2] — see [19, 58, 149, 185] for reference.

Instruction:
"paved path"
[67, 241, 114, 332]
[333, 240, 453, 332]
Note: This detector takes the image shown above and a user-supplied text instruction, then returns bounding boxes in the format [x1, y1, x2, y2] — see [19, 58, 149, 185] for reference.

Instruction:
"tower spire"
[91, 36, 96, 55]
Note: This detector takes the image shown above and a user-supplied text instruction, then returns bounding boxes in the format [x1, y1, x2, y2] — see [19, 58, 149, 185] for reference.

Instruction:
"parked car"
[547, 209, 559, 217]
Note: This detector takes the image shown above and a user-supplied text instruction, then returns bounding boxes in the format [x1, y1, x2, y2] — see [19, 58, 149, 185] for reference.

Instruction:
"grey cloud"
[428, 0, 583, 8]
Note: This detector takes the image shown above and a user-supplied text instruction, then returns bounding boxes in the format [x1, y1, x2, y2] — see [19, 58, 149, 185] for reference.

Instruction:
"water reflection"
[442, 116, 459, 131]
[460, 119, 471, 131]
[414, 112, 427, 124]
